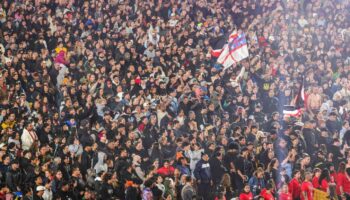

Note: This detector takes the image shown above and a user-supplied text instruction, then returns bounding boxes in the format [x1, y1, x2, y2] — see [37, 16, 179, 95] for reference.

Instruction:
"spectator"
[220, 173, 234, 200]
[312, 168, 322, 189]
[239, 184, 254, 200]
[181, 176, 195, 200]
[260, 180, 275, 200]
[194, 152, 212, 200]
[288, 170, 302, 200]
[0, 0, 349, 199]
[301, 172, 313, 200]
[209, 151, 226, 188]
[278, 183, 292, 200]
[157, 160, 175, 177]
[319, 169, 331, 193]
[34, 185, 45, 200]
[248, 167, 266, 196]
[337, 165, 350, 199]
[5, 160, 21, 193]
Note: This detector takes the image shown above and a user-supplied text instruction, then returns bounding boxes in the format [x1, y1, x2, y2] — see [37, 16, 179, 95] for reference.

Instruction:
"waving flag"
[216, 31, 249, 70]
[211, 31, 245, 58]
[283, 78, 305, 117]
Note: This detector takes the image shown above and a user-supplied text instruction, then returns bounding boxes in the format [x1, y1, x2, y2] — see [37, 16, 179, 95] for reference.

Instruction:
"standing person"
[157, 160, 175, 177]
[33, 185, 45, 200]
[234, 147, 250, 192]
[142, 179, 154, 200]
[288, 170, 302, 200]
[181, 176, 195, 200]
[312, 168, 321, 189]
[337, 166, 350, 199]
[239, 184, 253, 200]
[336, 162, 346, 198]
[209, 152, 226, 189]
[185, 142, 204, 177]
[220, 173, 234, 200]
[307, 86, 322, 114]
[194, 152, 212, 200]
[80, 145, 92, 178]
[21, 122, 39, 151]
[319, 169, 331, 194]
[260, 180, 275, 200]
[248, 168, 266, 197]
[301, 172, 313, 200]
[5, 160, 22, 193]
[278, 183, 292, 200]
[302, 121, 317, 156]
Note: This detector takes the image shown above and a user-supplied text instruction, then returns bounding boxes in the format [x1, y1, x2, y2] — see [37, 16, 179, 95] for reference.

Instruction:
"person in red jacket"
[312, 168, 321, 189]
[239, 184, 254, 200]
[301, 172, 313, 200]
[260, 180, 275, 200]
[319, 169, 331, 193]
[156, 160, 175, 177]
[288, 170, 301, 200]
[336, 162, 346, 197]
[338, 167, 350, 199]
[278, 183, 292, 200]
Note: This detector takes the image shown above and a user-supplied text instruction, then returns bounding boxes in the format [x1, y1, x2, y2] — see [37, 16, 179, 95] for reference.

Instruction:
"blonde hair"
[221, 173, 231, 187]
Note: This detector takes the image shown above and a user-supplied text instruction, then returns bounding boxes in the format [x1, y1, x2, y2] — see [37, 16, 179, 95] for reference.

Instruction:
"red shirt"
[336, 172, 345, 195]
[312, 176, 319, 189]
[288, 178, 301, 199]
[331, 171, 337, 183]
[300, 181, 313, 200]
[278, 192, 292, 200]
[239, 192, 253, 200]
[156, 166, 175, 176]
[320, 179, 329, 192]
[337, 173, 350, 195]
[260, 189, 274, 200]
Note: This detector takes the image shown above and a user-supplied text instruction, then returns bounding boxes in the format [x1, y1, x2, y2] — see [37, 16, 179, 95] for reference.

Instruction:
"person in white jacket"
[94, 152, 108, 174]
[184, 143, 204, 177]
[132, 154, 145, 181]
[42, 183, 53, 200]
[21, 123, 38, 151]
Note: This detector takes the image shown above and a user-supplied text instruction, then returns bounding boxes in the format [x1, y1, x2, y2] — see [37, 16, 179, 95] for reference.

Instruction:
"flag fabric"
[211, 45, 225, 57]
[216, 31, 249, 70]
[282, 105, 302, 117]
[313, 189, 328, 200]
[283, 78, 305, 117]
[211, 31, 245, 58]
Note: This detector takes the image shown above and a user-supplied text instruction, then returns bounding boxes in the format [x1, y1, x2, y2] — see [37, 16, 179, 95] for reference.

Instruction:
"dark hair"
[266, 180, 275, 190]
[346, 168, 350, 176]
[185, 175, 192, 183]
[103, 173, 112, 182]
[292, 170, 300, 178]
[268, 158, 278, 172]
[319, 169, 330, 185]
[144, 179, 153, 188]
[338, 162, 346, 173]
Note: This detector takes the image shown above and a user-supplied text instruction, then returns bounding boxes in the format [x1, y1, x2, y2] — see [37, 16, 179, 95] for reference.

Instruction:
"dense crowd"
[0, 0, 350, 199]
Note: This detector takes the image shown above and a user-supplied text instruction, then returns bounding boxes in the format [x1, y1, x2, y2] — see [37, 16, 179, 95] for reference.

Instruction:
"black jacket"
[5, 168, 22, 192]
[303, 128, 317, 155]
[194, 159, 212, 183]
[209, 157, 226, 185]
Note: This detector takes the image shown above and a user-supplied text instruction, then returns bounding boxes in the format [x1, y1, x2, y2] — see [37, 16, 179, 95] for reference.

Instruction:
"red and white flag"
[216, 31, 249, 70]
[283, 78, 305, 118]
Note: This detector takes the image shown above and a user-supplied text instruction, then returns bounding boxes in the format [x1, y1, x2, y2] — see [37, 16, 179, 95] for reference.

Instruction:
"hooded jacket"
[193, 159, 211, 183]
[94, 152, 107, 174]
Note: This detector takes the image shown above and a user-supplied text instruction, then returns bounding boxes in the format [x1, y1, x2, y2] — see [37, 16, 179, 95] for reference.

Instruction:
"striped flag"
[211, 31, 244, 58]
[216, 31, 249, 70]
[283, 78, 305, 117]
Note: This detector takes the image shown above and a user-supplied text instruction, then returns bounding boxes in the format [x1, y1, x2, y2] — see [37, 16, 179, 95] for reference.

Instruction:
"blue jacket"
[193, 159, 211, 183]
[248, 176, 266, 196]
